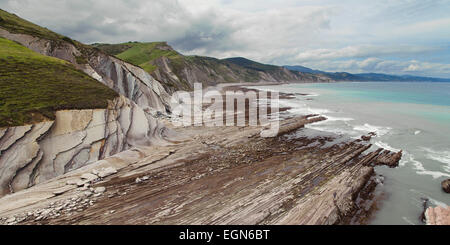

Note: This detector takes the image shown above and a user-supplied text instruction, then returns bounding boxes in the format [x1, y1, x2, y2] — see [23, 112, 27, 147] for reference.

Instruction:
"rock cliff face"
[0, 28, 172, 115]
[0, 96, 174, 196]
[149, 54, 332, 92]
[95, 42, 332, 93]
[0, 23, 180, 197]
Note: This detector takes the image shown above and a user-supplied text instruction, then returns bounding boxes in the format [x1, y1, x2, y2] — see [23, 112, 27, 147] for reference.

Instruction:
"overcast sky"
[1, 0, 450, 77]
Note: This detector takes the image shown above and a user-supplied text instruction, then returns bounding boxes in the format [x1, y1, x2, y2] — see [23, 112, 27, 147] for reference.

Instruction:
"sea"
[249, 82, 450, 225]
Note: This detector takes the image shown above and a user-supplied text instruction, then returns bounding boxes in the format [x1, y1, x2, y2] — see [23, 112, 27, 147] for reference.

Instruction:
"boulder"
[361, 135, 372, 141]
[442, 179, 450, 193]
[97, 167, 117, 178]
[94, 187, 106, 194]
[81, 173, 98, 182]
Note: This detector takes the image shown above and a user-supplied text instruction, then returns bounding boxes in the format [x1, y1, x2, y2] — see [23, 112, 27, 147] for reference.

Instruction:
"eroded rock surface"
[0, 116, 402, 225]
[0, 96, 175, 196]
[442, 179, 450, 193]
[425, 205, 450, 225]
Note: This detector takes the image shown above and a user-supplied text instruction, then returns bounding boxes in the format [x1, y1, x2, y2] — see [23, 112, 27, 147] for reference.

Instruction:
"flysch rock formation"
[0, 28, 172, 116]
[0, 113, 402, 225]
[0, 96, 179, 196]
[425, 205, 450, 225]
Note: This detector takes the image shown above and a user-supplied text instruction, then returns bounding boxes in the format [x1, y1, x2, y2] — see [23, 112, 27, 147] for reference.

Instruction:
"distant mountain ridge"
[284, 65, 450, 82]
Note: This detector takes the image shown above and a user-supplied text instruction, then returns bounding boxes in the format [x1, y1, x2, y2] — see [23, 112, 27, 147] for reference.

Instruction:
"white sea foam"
[306, 124, 356, 136]
[374, 141, 401, 152]
[421, 147, 450, 173]
[353, 123, 392, 136]
[402, 217, 415, 225]
[402, 152, 450, 179]
[324, 115, 354, 122]
[288, 106, 331, 115]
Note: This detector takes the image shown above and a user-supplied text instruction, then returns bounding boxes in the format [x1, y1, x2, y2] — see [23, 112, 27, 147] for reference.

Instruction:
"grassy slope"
[0, 37, 118, 127]
[0, 9, 95, 65]
[93, 42, 183, 73]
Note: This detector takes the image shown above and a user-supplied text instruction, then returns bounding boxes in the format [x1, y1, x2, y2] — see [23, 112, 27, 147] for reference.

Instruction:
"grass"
[0, 9, 64, 42]
[94, 42, 183, 73]
[0, 9, 99, 66]
[0, 37, 118, 128]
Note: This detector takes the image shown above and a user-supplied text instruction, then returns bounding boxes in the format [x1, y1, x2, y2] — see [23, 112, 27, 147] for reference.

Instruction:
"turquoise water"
[299, 82, 450, 123]
[251, 82, 450, 225]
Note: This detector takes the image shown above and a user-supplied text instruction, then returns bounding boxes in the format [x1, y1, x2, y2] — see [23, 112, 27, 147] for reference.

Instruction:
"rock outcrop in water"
[0, 96, 175, 196]
[425, 205, 450, 225]
[442, 179, 450, 193]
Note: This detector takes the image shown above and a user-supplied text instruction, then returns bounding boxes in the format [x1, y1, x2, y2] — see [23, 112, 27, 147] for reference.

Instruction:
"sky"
[1, 0, 450, 78]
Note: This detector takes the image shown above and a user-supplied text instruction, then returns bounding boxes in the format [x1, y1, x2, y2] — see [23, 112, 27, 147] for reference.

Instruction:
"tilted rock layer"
[0, 96, 173, 196]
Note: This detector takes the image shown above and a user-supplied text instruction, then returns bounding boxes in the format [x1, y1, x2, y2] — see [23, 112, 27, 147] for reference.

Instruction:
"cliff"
[0, 9, 172, 115]
[0, 95, 175, 196]
[95, 42, 332, 92]
[0, 9, 177, 196]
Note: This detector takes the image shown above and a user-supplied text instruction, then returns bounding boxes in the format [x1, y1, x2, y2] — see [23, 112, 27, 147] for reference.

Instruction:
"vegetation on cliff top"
[0, 9, 99, 65]
[0, 37, 118, 127]
[93, 42, 183, 73]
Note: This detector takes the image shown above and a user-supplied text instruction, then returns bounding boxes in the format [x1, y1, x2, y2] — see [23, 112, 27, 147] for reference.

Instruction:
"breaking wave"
[353, 123, 392, 136]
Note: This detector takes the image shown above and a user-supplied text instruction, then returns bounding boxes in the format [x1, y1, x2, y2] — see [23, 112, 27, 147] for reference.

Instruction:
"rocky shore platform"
[0, 86, 403, 225]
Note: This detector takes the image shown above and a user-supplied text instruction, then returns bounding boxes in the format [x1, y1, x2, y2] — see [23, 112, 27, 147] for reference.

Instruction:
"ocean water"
[250, 82, 450, 225]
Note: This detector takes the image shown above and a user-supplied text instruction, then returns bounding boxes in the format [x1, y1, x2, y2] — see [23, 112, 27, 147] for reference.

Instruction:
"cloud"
[289, 45, 443, 62]
[302, 58, 450, 77]
[0, 0, 449, 78]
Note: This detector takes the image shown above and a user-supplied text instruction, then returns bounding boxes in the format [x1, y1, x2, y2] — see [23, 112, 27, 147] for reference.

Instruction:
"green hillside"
[0, 9, 64, 42]
[93, 42, 183, 73]
[0, 37, 118, 127]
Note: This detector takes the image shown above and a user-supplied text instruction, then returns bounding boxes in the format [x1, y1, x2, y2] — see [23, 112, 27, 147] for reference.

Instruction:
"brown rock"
[442, 179, 450, 193]
[361, 135, 372, 141]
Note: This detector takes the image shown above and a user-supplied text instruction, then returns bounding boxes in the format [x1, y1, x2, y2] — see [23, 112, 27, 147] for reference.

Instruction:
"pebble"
[97, 167, 117, 178]
[6, 217, 16, 223]
[94, 187, 106, 194]
[81, 173, 98, 182]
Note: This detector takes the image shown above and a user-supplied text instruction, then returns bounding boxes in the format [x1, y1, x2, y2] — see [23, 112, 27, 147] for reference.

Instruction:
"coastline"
[0, 83, 403, 225]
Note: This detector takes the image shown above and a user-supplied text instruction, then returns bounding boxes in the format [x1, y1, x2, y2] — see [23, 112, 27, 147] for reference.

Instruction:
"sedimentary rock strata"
[0, 116, 403, 225]
[0, 96, 174, 196]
